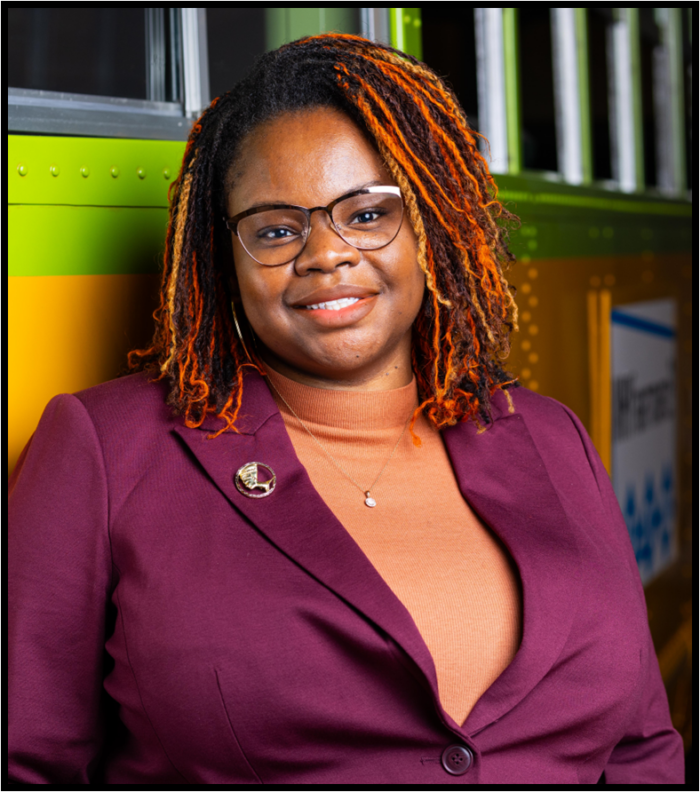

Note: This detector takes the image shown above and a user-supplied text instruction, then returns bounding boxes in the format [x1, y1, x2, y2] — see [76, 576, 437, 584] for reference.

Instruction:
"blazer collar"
[174, 372, 581, 736]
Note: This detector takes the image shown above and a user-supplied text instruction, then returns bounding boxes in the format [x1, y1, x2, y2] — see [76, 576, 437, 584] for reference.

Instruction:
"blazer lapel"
[172, 372, 439, 696]
[442, 399, 582, 736]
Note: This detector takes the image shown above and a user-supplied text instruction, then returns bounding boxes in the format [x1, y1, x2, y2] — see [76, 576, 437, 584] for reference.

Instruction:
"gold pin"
[235, 462, 277, 498]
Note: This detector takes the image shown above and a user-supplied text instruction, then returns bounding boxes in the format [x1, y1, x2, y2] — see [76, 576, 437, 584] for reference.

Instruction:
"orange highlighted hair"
[129, 33, 519, 436]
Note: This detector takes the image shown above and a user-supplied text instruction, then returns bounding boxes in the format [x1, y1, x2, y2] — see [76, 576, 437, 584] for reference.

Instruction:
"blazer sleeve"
[562, 405, 685, 785]
[8, 394, 113, 784]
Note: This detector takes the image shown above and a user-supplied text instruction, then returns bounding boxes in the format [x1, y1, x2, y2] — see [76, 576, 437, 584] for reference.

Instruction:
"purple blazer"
[9, 371, 683, 785]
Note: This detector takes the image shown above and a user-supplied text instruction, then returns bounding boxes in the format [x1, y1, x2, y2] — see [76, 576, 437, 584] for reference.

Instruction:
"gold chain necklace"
[266, 377, 410, 508]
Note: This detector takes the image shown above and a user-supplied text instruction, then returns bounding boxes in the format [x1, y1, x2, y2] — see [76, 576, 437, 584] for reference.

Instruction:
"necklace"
[266, 377, 410, 508]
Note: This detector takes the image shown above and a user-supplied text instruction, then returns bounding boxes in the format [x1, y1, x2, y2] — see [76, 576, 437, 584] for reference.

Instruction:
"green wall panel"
[9, 205, 168, 277]
[266, 8, 358, 50]
[9, 135, 186, 207]
[390, 8, 423, 59]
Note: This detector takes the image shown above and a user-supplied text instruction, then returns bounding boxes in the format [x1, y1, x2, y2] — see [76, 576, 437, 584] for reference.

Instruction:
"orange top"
[265, 367, 522, 726]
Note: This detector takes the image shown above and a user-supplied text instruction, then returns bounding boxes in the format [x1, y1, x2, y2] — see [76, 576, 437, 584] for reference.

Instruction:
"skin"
[226, 107, 425, 391]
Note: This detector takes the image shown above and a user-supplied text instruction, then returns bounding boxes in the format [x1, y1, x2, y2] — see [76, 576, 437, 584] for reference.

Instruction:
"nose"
[293, 209, 361, 275]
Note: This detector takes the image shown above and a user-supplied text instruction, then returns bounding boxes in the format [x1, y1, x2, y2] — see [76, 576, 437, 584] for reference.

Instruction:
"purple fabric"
[8, 371, 683, 785]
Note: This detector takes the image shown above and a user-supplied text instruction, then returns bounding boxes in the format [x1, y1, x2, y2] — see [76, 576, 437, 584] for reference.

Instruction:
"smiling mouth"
[301, 297, 361, 311]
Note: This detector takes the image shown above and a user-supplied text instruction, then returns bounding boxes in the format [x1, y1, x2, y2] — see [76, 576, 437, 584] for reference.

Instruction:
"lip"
[290, 284, 379, 308]
[293, 295, 377, 328]
[289, 284, 379, 329]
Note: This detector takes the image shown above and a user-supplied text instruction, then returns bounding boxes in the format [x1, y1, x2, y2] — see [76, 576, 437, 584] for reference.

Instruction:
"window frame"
[7, 7, 208, 141]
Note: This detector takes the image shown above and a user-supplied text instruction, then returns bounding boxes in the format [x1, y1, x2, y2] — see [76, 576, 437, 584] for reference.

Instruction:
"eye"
[350, 209, 384, 225]
[257, 226, 299, 243]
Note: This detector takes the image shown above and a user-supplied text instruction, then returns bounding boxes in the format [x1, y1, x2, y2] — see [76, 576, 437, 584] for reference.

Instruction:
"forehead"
[226, 107, 392, 212]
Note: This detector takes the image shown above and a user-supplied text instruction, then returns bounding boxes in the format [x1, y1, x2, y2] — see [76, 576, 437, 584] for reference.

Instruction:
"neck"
[260, 346, 415, 392]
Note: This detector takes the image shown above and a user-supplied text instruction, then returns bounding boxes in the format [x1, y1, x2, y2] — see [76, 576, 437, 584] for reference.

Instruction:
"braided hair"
[128, 33, 519, 439]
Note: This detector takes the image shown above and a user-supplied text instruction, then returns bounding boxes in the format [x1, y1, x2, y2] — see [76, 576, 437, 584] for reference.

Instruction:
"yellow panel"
[8, 273, 160, 473]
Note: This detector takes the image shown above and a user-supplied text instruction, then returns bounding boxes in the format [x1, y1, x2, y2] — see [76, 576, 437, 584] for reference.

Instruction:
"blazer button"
[441, 743, 473, 775]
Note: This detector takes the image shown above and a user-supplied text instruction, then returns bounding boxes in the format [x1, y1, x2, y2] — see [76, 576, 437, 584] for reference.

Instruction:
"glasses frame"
[224, 185, 403, 266]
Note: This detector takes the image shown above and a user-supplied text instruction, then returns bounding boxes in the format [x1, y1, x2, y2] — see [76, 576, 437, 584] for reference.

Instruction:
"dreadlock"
[128, 33, 520, 439]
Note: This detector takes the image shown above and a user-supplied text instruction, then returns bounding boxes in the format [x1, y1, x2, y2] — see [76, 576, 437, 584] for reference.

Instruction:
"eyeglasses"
[224, 186, 403, 266]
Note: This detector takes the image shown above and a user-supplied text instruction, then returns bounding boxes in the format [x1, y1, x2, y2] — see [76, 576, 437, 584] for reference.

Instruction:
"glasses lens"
[237, 208, 308, 266]
[332, 192, 403, 250]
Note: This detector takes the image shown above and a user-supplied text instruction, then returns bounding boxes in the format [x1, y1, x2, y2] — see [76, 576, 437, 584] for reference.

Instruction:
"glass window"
[639, 8, 661, 187]
[518, 8, 558, 172]
[206, 7, 266, 100]
[421, 7, 479, 131]
[8, 7, 147, 99]
[587, 9, 614, 182]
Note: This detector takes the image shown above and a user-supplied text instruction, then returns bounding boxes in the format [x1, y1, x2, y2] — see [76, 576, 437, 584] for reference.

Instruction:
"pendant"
[364, 492, 377, 508]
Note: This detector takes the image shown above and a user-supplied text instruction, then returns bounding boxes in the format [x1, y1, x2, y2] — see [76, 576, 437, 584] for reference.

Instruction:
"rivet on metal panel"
[137, 168, 147, 180]
[528, 325, 539, 336]
[528, 239, 538, 250]
[80, 166, 90, 178]
[17, 164, 28, 176]
[163, 168, 171, 180]
[527, 267, 538, 279]
[50, 165, 60, 177]
[528, 296, 538, 307]
[111, 166, 120, 178]
[528, 380, 540, 391]
[520, 283, 532, 294]
[521, 340, 531, 351]
[521, 368, 532, 380]
[528, 352, 539, 364]
[521, 311, 532, 323]
[521, 254, 532, 264]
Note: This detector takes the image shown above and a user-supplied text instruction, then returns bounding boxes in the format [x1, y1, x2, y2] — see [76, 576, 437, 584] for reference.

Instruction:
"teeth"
[305, 297, 361, 311]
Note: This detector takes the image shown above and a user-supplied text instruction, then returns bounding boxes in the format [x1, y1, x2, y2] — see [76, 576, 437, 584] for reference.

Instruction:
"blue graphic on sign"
[623, 464, 675, 578]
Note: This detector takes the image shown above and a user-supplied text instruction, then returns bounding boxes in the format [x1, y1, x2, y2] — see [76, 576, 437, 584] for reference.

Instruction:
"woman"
[8, 34, 682, 785]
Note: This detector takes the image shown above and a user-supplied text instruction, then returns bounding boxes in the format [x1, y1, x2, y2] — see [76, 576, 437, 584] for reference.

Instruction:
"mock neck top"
[264, 365, 522, 726]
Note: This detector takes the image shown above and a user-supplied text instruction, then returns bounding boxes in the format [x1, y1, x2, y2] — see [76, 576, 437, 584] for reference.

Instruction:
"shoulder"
[73, 371, 174, 430]
[17, 374, 178, 483]
[494, 386, 604, 486]
[504, 386, 589, 441]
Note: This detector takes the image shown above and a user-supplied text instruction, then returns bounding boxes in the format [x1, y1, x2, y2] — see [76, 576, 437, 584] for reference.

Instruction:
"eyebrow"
[239, 180, 392, 212]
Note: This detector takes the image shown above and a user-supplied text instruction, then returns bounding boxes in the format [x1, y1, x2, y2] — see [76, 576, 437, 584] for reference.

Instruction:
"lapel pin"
[235, 462, 277, 498]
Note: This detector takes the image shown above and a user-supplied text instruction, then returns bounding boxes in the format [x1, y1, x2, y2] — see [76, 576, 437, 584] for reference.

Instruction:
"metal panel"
[265, 8, 359, 50]
[475, 9, 509, 174]
[8, 134, 186, 207]
[551, 8, 584, 185]
[655, 8, 687, 194]
[575, 8, 594, 185]
[146, 8, 167, 102]
[502, 8, 522, 175]
[608, 8, 644, 192]
[389, 8, 423, 59]
[7, 87, 191, 140]
[181, 8, 210, 117]
[361, 8, 391, 45]
[9, 205, 169, 277]
[9, 272, 162, 473]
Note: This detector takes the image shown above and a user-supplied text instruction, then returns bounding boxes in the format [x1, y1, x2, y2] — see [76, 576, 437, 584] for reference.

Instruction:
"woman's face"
[226, 107, 425, 390]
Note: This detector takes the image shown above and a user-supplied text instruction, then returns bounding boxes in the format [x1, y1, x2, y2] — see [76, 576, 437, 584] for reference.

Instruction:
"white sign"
[611, 299, 677, 586]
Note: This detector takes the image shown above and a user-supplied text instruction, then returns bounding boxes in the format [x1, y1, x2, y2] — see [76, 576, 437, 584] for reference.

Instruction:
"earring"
[231, 302, 252, 363]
